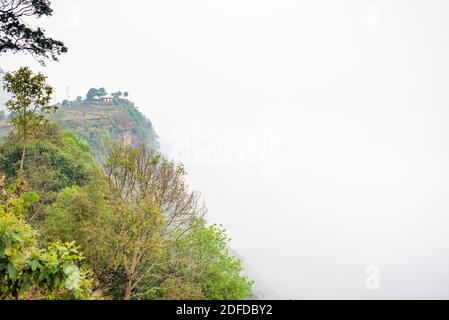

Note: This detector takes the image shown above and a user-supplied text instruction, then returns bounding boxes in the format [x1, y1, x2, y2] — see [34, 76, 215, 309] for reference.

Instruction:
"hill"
[0, 91, 159, 162]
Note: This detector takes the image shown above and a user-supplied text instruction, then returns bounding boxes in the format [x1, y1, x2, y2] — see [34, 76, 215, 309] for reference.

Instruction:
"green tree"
[0, 125, 94, 221]
[0, 177, 93, 299]
[44, 144, 205, 299]
[104, 144, 205, 299]
[86, 88, 107, 100]
[193, 222, 254, 299]
[97, 88, 107, 97]
[61, 100, 70, 108]
[0, 110, 5, 120]
[137, 220, 254, 300]
[112, 91, 122, 99]
[42, 175, 116, 290]
[0, 0, 67, 65]
[3, 67, 57, 178]
[86, 88, 98, 101]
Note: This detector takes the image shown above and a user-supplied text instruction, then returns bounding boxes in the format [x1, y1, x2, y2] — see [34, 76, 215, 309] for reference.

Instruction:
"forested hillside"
[1, 87, 159, 162]
[0, 0, 253, 301]
[0, 68, 253, 300]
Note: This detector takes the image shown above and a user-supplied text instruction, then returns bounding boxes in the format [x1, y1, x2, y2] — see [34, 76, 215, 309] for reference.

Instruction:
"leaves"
[0, 0, 67, 64]
[4, 235, 11, 252]
[2, 67, 58, 178]
[3, 68, 57, 138]
[0, 182, 93, 299]
[30, 259, 40, 272]
[7, 262, 16, 280]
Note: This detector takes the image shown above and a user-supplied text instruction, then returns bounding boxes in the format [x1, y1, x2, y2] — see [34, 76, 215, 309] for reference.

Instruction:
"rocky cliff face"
[0, 96, 159, 162]
[53, 98, 159, 161]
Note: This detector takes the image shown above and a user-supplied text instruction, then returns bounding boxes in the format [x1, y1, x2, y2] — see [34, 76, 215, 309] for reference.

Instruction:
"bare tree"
[104, 144, 206, 299]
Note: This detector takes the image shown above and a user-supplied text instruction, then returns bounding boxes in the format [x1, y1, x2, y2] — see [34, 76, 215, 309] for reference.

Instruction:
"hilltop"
[0, 88, 159, 162]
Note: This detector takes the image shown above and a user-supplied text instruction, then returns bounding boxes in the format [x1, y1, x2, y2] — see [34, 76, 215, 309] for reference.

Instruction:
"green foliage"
[112, 97, 158, 147]
[47, 92, 159, 161]
[3, 67, 56, 140]
[2, 66, 57, 177]
[42, 177, 115, 285]
[86, 88, 97, 101]
[10, 191, 39, 218]
[97, 88, 107, 97]
[69, 123, 113, 162]
[42, 174, 164, 300]
[1, 77, 254, 300]
[86, 88, 107, 100]
[0, 181, 92, 299]
[0, 124, 94, 221]
[0, 136, 91, 193]
[0, 110, 5, 120]
[138, 221, 254, 300]
[194, 223, 254, 300]
[38, 144, 254, 300]
[62, 130, 93, 163]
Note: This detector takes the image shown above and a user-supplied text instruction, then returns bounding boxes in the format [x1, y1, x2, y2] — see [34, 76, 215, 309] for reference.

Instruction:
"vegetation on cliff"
[0, 67, 253, 300]
[0, 1, 253, 300]
[52, 90, 159, 162]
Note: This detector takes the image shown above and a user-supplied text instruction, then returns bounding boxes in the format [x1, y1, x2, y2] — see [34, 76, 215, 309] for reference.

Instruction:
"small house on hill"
[100, 95, 113, 103]
[93, 95, 113, 104]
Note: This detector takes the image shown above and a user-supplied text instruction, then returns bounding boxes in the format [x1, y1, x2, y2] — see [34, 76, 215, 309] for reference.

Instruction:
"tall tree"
[2, 66, 56, 178]
[0, 0, 67, 64]
[104, 144, 206, 299]
[135, 220, 254, 300]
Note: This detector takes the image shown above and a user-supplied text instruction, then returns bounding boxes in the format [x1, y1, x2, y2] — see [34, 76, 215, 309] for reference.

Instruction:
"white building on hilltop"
[93, 94, 113, 104]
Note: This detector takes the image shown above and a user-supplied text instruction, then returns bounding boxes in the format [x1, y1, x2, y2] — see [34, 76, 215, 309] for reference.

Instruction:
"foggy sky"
[1, 0, 449, 299]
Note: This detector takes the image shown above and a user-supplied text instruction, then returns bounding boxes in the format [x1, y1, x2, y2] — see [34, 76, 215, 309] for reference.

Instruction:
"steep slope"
[0, 94, 159, 162]
[53, 97, 159, 161]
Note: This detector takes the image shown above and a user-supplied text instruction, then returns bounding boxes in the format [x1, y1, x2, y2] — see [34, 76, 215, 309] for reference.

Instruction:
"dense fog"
[2, 0, 449, 299]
